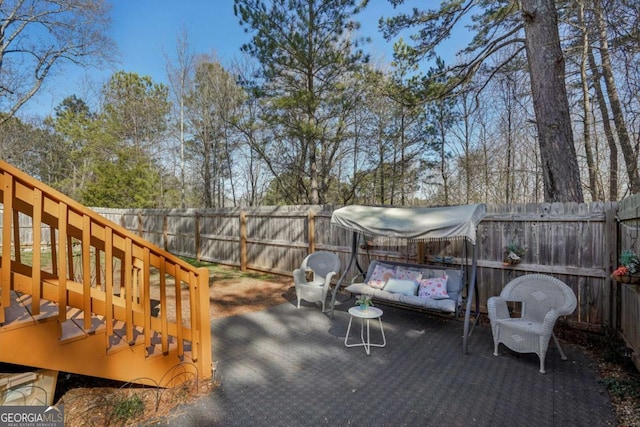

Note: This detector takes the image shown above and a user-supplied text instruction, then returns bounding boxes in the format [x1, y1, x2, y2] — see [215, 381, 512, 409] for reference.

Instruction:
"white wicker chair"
[487, 274, 577, 373]
[294, 251, 341, 312]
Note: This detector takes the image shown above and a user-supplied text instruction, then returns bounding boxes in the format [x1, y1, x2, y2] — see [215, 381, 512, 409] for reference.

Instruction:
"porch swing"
[329, 203, 487, 354]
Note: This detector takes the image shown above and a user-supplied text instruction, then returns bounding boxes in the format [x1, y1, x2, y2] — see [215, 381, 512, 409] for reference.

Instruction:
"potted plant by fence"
[355, 295, 374, 310]
[503, 242, 526, 266]
[611, 249, 640, 284]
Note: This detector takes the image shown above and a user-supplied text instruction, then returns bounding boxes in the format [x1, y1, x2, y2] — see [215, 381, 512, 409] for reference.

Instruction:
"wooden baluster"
[31, 189, 43, 315]
[50, 227, 57, 276]
[95, 247, 101, 292]
[58, 202, 68, 325]
[135, 258, 142, 308]
[159, 257, 168, 354]
[67, 234, 74, 281]
[189, 270, 198, 361]
[12, 210, 19, 265]
[82, 215, 91, 330]
[143, 247, 151, 351]
[1, 173, 14, 323]
[175, 265, 184, 356]
[124, 237, 133, 344]
[104, 228, 114, 349]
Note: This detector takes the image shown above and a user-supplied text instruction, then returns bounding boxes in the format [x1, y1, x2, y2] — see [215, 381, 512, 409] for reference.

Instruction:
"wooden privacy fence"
[87, 202, 619, 329]
[5, 202, 624, 332]
[615, 194, 640, 365]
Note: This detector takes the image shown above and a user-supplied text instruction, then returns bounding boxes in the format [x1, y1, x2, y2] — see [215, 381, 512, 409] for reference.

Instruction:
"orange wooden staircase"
[0, 160, 212, 388]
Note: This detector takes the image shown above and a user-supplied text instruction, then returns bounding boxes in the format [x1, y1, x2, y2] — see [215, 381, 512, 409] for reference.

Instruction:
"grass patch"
[16, 249, 53, 268]
[112, 394, 145, 424]
[180, 257, 284, 281]
[180, 257, 217, 269]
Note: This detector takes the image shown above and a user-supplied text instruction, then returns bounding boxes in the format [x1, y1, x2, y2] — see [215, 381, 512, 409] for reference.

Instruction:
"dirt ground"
[56, 265, 296, 426]
[54, 265, 640, 426]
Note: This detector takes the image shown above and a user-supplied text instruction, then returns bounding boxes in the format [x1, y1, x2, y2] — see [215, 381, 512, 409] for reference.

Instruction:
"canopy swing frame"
[328, 204, 486, 354]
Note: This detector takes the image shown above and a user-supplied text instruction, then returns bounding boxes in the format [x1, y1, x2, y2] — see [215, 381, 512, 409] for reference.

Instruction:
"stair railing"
[0, 160, 212, 385]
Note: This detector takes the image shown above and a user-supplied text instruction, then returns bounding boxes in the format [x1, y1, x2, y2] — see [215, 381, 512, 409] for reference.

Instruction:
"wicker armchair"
[487, 274, 577, 373]
[294, 251, 341, 312]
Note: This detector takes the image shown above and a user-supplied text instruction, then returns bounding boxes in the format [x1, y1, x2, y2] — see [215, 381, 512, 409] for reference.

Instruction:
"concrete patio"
[163, 299, 616, 426]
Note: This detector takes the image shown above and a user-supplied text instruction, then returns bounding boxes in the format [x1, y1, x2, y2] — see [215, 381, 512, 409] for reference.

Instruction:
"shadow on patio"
[163, 299, 616, 426]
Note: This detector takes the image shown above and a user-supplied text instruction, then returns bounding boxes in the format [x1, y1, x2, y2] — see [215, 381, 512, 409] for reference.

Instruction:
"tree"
[587, 35, 618, 201]
[85, 71, 171, 208]
[227, 57, 272, 207]
[185, 56, 244, 207]
[384, 45, 436, 205]
[590, 0, 640, 195]
[234, 0, 369, 204]
[46, 95, 98, 200]
[424, 58, 458, 205]
[0, 0, 115, 122]
[382, 0, 584, 202]
[0, 114, 65, 181]
[521, 0, 583, 202]
[165, 27, 196, 208]
[80, 144, 161, 208]
[101, 71, 170, 154]
[571, 0, 603, 202]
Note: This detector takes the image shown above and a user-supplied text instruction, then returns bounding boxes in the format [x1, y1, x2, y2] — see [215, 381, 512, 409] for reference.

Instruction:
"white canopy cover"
[330, 203, 486, 244]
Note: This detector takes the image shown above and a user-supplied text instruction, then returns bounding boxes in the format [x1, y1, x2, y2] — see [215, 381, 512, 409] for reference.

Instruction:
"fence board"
[2, 201, 629, 332]
[616, 194, 640, 368]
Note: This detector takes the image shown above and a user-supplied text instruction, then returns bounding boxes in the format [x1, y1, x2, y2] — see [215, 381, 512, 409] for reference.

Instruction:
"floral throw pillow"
[394, 267, 422, 282]
[367, 265, 395, 289]
[418, 276, 449, 299]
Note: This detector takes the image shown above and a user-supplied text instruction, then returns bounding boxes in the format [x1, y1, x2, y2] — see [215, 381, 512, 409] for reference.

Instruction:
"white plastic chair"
[294, 251, 341, 312]
[487, 274, 577, 374]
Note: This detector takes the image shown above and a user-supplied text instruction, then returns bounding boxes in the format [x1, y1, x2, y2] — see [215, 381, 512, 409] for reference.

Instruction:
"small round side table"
[344, 306, 386, 355]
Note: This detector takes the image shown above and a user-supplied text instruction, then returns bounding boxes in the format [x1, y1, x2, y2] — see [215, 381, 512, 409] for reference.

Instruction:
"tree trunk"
[400, 111, 405, 205]
[588, 46, 618, 201]
[461, 92, 472, 204]
[309, 143, 319, 205]
[506, 101, 513, 205]
[577, 0, 603, 201]
[593, 0, 640, 194]
[439, 116, 449, 206]
[203, 129, 212, 208]
[307, 2, 319, 206]
[520, 0, 584, 202]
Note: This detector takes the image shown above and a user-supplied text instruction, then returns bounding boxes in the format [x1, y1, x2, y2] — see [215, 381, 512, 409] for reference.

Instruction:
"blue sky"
[24, 0, 462, 118]
[107, 0, 402, 76]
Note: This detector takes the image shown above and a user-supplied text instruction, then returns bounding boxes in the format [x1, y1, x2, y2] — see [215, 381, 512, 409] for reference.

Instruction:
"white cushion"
[383, 278, 419, 296]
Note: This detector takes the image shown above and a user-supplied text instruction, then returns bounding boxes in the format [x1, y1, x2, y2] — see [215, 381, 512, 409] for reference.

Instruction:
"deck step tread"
[2, 291, 181, 357]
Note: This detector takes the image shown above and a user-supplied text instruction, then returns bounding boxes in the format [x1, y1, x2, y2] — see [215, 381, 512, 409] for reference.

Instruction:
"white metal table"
[344, 306, 386, 355]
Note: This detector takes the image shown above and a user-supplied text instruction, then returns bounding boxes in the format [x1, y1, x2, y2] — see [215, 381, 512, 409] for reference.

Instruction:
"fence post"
[417, 242, 426, 264]
[137, 211, 143, 237]
[163, 212, 168, 251]
[195, 211, 201, 262]
[240, 210, 247, 271]
[605, 202, 618, 330]
[308, 209, 315, 253]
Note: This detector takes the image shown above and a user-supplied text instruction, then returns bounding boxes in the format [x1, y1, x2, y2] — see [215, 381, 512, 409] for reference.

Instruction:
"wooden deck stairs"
[0, 160, 212, 389]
